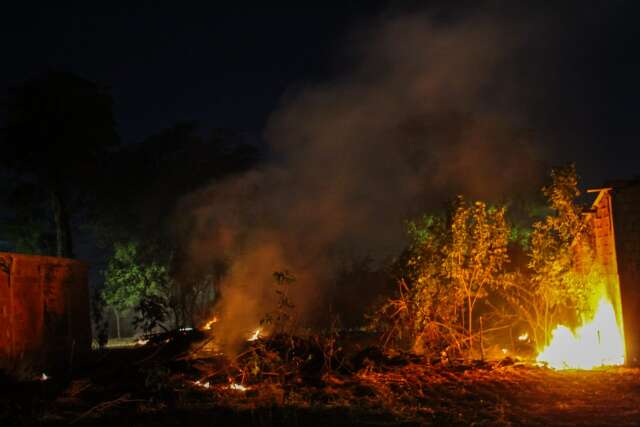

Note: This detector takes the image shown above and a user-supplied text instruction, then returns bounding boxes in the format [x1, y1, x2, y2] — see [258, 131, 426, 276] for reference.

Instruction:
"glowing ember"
[229, 383, 249, 391]
[536, 297, 625, 370]
[202, 316, 219, 330]
[248, 328, 261, 341]
[194, 380, 211, 389]
[518, 332, 529, 341]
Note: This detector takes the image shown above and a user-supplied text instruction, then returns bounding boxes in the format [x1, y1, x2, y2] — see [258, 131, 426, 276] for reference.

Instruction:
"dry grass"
[4, 334, 640, 426]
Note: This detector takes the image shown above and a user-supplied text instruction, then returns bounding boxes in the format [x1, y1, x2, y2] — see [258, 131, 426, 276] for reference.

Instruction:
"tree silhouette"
[1, 71, 119, 257]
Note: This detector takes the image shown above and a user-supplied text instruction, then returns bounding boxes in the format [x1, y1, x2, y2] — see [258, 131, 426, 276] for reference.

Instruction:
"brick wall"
[609, 183, 640, 364]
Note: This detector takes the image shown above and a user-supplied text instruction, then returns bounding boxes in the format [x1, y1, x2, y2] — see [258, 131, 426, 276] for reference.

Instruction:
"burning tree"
[511, 164, 593, 348]
[511, 164, 627, 368]
[377, 197, 511, 358]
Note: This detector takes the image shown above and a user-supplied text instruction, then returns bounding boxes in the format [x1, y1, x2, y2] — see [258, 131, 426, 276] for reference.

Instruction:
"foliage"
[516, 164, 594, 347]
[377, 198, 511, 357]
[509, 224, 532, 250]
[102, 239, 226, 336]
[102, 241, 173, 335]
[379, 165, 605, 356]
[445, 198, 511, 353]
[89, 122, 259, 250]
[236, 270, 306, 386]
[170, 260, 226, 330]
[134, 293, 171, 334]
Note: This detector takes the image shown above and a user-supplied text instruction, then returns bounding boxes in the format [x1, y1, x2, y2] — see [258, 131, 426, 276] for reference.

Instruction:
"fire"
[536, 296, 625, 369]
[229, 383, 249, 391]
[194, 380, 211, 389]
[202, 316, 219, 330]
[248, 328, 261, 341]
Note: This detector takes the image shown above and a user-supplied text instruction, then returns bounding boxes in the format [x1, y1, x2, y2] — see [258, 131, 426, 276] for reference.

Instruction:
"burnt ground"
[2, 340, 640, 427]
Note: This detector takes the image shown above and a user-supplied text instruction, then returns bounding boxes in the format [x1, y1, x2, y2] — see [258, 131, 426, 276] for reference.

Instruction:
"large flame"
[536, 296, 625, 369]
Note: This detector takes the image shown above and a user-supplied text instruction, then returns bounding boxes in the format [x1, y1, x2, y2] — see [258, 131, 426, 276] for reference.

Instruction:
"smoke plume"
[175, 7, 547, 351]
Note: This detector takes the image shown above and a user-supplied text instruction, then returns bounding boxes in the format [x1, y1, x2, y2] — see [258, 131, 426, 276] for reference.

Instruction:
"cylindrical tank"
[0, 252, 91, 375]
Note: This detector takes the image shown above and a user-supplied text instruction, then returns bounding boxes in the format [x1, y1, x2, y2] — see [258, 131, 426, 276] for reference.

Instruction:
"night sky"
[2, 3, 383, 141]
[2, 2, 640, 187]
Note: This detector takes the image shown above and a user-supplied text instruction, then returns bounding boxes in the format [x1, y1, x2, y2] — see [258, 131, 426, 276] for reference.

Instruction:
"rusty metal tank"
[0, 252, 91, 374]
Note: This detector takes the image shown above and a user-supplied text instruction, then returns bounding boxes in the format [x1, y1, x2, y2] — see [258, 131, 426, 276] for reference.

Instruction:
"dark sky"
[2, 3, 385, 141]
[2, 1, 640, 187]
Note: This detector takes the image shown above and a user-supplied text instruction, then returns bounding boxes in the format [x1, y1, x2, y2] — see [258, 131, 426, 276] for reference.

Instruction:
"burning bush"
[374, 197, 511, 359]
[375, 164, 626, 369]
[509, 164, 623, 357]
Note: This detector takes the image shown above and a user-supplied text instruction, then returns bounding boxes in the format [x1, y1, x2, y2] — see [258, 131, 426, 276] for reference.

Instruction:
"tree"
[90, 122, 258, 249]
[1, 71, 119, 257]
[377, 198, 511, 357]
[522, 164, 593, 347]
[380, 213, 457, 354]
[102, 241, 171, 338]
[444, 198, 511, 355]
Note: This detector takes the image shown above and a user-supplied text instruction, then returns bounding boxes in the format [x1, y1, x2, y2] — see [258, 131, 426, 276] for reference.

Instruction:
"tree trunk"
[114, 307, 121, 339]
[468, 293, 473, 355]
[50, 189, 74, 258]
[479, 316, 485, 361]
[544, 297, 549, 346]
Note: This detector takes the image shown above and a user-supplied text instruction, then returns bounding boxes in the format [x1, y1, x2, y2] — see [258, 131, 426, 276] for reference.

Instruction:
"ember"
[228, 383, 249, 391]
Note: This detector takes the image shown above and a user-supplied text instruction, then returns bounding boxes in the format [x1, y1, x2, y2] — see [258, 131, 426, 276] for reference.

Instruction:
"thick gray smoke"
[175, 9, 545, 351]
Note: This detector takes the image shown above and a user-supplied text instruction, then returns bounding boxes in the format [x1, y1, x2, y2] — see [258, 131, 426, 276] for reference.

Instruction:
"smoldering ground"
[172, 6, 582, 352]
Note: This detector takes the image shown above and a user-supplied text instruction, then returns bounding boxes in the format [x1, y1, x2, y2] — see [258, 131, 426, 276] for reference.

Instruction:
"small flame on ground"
[194, 380, 249, 392]
[248, 328, 261, 341]
[40, 373, 49, 381]
[536, 297, 625, 370]
[518, 332, 529, 341]
[229, 383, 249, 391]
[202, 316, 219, 330]
[194, 380, 211, 389]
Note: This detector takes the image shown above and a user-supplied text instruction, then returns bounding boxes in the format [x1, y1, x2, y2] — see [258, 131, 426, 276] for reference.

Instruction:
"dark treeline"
[0, 69, 568, 350]
[0, 71, 261, 340]
[0, 71, 260, 255]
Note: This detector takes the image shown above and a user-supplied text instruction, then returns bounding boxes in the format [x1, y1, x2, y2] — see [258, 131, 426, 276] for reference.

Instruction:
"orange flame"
[202, 316, 219, 331]
[536, 296, 625, 370]
[248, 328, 261, 341]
